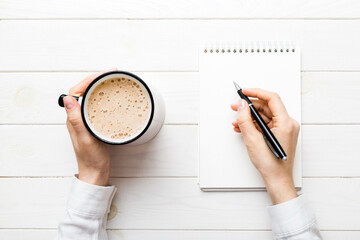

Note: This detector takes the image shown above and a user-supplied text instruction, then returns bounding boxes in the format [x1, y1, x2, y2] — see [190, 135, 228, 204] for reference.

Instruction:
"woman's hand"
[231, 88, 300, 205]
[63, 69, 116, 186]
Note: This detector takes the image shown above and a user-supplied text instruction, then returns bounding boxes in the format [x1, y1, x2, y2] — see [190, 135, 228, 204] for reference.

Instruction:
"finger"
[231, 103, 238, 111]
[242, 88, 288, 118]
[236, 99, 260, 142]
[233, 102, 272, 123]
[69, 68, 117, 96]
[252, 117, 274, 130]
[235, 117, 269, 127]
[233, 100, 272, 123]
[63, 96, 87, 136]
[251, 99, 273, 119]
[257, 111, 272, 124]
[252, 119, 262, 133]
[233, 127, 241, 133]
[232, 122, 241, 131]
[66, 118, 82, 149]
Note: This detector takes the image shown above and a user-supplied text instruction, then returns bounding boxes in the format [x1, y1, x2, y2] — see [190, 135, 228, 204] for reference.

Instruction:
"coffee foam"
[86, 77, 151, 142]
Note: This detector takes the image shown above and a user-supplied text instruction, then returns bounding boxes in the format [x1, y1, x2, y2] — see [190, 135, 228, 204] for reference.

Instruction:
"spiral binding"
[203, 41, 296, 54]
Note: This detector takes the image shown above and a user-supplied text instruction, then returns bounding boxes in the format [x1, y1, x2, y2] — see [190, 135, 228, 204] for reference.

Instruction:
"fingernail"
[63, 96, 74, 109]
[238, 99, 245, 111]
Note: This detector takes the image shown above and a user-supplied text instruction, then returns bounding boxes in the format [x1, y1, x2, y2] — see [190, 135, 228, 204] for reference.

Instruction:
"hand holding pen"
[230, 88, 300, 205]
[233, 82, 287, 161]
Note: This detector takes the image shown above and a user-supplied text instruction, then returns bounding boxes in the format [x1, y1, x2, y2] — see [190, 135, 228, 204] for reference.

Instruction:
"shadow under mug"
[58, 71, 165, 145]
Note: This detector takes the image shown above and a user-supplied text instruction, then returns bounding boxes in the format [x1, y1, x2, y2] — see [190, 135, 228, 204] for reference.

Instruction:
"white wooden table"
[0, 1, 360, 239]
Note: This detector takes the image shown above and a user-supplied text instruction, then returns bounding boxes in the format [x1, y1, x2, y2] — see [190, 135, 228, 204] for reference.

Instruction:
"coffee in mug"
[59, 71, 165, 145]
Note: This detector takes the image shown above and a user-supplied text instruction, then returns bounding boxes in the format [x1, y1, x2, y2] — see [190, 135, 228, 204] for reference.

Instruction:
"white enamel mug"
[58, 71, 165, 145]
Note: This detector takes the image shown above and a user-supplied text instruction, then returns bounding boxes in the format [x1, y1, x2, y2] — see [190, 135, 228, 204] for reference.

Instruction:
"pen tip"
[233, 81, 241, 90]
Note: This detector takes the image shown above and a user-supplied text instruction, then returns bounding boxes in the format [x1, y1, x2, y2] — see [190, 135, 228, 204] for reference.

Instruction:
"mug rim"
[81, 70, 155, 145]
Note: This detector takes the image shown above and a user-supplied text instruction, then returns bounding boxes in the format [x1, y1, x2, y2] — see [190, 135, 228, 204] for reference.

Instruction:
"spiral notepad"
[199, 42, 302, 191]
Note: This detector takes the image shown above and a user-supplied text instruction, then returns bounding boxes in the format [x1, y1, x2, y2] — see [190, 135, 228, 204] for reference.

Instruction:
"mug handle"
[58, 94, 80, 108]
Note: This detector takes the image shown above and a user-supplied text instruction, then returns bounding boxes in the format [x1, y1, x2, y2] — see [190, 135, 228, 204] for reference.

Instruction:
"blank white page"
[199, 43, 301, 190]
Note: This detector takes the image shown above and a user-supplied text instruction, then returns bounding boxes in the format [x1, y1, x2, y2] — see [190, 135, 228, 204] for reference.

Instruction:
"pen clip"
[263, 134, 280, 159]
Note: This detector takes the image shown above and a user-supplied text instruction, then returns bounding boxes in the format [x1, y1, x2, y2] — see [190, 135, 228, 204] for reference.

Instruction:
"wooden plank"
[0, 230, 57, 239]
[0, 21, 360, 71]
[0, 230, 358, 240]
[1, 125, 359, 177]
[1, 72, 360, 125]
[0, 178, 359, 230]
[109, 230, 273, 239]
[0, 178, 71, 228]
[0, 125, 197, 177]
[0, 125, 77, 176]
[1, 0, 360, 19]
[0, 72, 198, 124]
[109, 230, 360, 239]
[320, 232, 360, 239]
[302, 72, 360, 124]
[303, 125, 360, 177]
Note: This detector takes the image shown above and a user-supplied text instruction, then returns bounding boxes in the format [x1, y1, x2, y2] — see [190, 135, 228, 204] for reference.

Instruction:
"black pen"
[233, 82, 287, 161]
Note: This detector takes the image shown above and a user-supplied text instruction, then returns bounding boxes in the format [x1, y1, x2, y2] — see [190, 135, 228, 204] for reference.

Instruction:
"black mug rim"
[81, 70, 155, 145]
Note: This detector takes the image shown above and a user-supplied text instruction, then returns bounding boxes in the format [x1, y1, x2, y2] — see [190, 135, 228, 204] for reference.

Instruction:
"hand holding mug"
[231, 88, 300, 204]
[61, 68, 165, 186]
[63, 70, 116, 186]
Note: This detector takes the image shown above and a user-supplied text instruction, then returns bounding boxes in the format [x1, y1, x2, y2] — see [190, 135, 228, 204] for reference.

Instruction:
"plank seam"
[0, 228, 359, 231]
[1, 176, 360, 179]
[1, 70, 360, 73]
[2, 18, 360, 21]
[1, 123, 359, 126]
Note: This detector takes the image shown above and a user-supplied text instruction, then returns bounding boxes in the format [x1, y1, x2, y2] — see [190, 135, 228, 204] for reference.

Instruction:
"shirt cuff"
[267, 195, 316, 238]
[67, 175, 117, 217]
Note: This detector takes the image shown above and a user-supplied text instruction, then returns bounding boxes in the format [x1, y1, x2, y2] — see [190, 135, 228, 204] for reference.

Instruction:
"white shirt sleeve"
[267, 195, 322, 239]
[56, 177, 320, 239]
[55, 176, 117, 240]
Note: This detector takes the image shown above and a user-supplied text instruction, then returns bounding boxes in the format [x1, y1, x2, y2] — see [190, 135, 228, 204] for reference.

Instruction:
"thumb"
[63, 96, 86, 134]
[236, 99, 259, 142]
